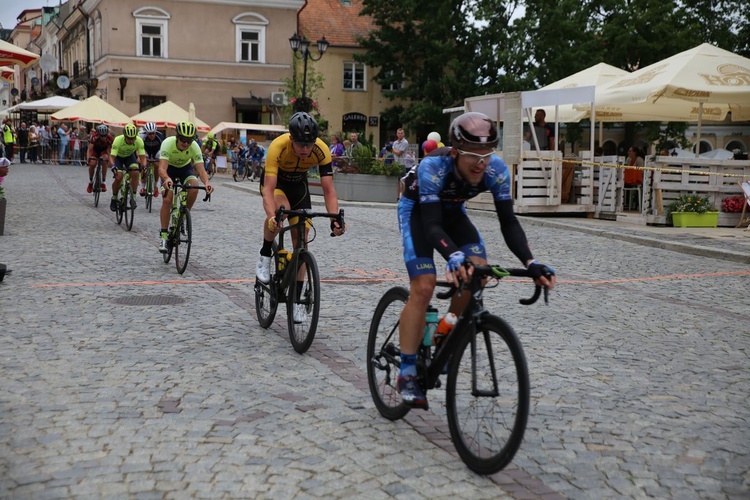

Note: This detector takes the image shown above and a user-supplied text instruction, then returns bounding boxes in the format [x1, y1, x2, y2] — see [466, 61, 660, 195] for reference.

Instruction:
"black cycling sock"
[260, 239, 273, 256]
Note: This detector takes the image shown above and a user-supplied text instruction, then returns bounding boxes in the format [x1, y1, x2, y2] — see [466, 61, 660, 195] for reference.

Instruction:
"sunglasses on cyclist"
[456, 149, 494, 164]
[293, 141, 315, 149]
[177, 135, 192, 144]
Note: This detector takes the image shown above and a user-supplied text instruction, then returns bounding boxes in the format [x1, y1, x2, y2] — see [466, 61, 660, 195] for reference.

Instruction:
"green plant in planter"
[666, 193, 716, 215]
[349, 145, 376, 173]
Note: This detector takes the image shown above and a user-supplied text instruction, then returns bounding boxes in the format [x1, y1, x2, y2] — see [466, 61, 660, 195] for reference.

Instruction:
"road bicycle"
[203, 154, 216, 180]
[91, 157, 105, 207]
[367, 265, 549, 475]
[233, 156, 249, 182]
[162, 179, 210, 274]
[115, 166, 139, 231]
[144, 158, 158, 213]
[254, 205, 345, 354]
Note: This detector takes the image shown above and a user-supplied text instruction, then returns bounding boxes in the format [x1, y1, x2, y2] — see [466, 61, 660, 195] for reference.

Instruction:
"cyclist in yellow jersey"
[157, 121, 214, 253]
[109, 124, 146, 211]
[255, 112, 346, 291]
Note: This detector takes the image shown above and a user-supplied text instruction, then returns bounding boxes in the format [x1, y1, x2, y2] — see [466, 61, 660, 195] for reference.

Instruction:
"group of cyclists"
[231, 138, 266, 181]
[83, 120, 214, 251]
[82, 110, 556, 410]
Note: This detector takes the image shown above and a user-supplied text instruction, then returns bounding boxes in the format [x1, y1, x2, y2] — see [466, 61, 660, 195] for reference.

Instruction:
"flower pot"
[672, 211, 719, 228]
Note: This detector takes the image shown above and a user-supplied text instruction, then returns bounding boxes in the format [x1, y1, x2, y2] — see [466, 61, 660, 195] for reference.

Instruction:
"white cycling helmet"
[96, 124, 108, 135]
[143, 122, 157, 133]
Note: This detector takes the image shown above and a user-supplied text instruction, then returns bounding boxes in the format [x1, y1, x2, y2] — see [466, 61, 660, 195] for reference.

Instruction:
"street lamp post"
[288, 33, 328, 113]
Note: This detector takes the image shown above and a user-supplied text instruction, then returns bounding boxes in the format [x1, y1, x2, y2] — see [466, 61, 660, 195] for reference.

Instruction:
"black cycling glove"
[527, 260, 555, 281]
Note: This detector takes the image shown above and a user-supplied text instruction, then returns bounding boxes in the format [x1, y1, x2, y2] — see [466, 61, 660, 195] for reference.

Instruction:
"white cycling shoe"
[255, 253, 272, 283]
[293, 304, 308, 324]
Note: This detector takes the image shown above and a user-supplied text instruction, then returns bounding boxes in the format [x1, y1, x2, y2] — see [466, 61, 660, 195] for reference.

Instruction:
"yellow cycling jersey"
[111, 135, 146, 158]
[265, 134, 332, 182]
[158, 136, 204, 167]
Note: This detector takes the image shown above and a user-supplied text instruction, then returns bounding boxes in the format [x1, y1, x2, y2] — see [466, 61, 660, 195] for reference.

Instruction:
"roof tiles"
[299, 0, 373, 47]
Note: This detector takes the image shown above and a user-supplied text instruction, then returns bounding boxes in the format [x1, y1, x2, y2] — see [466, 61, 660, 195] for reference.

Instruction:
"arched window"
[725, 140, 747, 153]
[233, 13, 268, 63]
[133, 7, 170, 58]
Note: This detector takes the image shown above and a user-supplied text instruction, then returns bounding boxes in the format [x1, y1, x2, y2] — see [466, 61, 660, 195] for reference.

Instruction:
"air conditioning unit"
[271, 91, 288, 106]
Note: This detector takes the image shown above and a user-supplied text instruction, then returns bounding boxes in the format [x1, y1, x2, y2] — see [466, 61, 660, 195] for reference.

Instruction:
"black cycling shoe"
[110, 197, 118, 211]
[397, 375, 428, 409]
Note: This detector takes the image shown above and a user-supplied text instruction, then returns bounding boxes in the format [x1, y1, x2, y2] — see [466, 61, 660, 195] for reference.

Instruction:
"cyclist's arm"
[420, 201, 460, 261]
[494, 199, 534, 265]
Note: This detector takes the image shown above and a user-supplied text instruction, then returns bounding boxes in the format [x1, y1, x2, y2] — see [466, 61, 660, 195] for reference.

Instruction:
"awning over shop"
[232, 97, 275, 108]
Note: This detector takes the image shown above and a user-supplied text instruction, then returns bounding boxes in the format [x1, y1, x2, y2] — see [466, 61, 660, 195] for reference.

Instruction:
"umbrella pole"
[695, 103, 703, 158]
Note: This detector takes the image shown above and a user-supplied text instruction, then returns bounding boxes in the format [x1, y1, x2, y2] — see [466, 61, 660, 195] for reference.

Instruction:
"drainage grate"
[111, 294, 186, 306]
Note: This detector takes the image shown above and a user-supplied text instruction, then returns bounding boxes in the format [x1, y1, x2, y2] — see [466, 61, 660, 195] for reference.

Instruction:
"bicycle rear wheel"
[115, 194, 124, 225]
[207, 161, 216, 180]
[255, 242, 278, 328]
[174, 209, 192, 274]
[445, 314, 530, 475]
[286, 250, 320, 354]
[366, 286, 410, 421]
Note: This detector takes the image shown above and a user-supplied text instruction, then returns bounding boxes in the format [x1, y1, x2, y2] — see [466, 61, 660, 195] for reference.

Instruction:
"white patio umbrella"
[130, 100, 210, 132]
[0, 66, 14, 83]
[51, 95, 132, 127]
[17, 96, 81, 113]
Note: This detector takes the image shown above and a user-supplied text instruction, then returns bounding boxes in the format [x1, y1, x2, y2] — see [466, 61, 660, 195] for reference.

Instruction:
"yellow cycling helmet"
[124, 123, 138, 138]
[176, 121, 196, 138]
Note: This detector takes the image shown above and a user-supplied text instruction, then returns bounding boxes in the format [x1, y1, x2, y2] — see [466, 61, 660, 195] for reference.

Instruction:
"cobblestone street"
[1, 163, 749, 498]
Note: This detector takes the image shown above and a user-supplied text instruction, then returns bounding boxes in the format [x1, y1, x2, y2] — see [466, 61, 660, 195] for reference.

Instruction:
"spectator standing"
[57, 123, 70, 164]
[17, 122, 28, 163]
[524, 109, 555, 151]
[70, 127, 82, 166]
[2, 119, 15, 161]
[391, 128, 409, 167]
[329, 133, 345, 171]
[347, 132, 363, 156]
[27, 125, 39, 164]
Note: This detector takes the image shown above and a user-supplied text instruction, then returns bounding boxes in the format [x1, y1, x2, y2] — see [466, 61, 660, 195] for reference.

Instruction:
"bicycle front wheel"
[124, 192, 135, 231]
[366, 286, 410, 421]
[93, 167, 101, 207]
[115, 196, 124, 225]
[207, 162, 216, 180]
[286, 250, 320, 354]
[145, 172, 154, 213]
[174, 209, 192, 274]
[445, 314, 530, 475]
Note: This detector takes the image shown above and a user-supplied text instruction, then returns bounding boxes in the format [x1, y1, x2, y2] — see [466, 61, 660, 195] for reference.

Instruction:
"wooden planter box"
[671, 211, 719, 228]
[308, 173, 399, 203]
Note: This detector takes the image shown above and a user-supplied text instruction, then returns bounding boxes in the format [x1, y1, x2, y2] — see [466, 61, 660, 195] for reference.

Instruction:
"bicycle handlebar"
[274, 205, 345, 237]
[171, 180, 211, 202]
[435, 264, 549, 305]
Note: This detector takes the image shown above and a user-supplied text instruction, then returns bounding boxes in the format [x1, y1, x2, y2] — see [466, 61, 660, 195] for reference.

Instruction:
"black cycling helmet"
[288, 112, 319, 143]
[449, 112, 499, 149]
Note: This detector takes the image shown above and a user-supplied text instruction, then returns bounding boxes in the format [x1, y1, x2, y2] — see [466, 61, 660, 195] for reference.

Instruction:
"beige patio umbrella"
[130, 100, 210, 131]
[0, 40, 40, 68]
[587, 43, 750, 156]
[51, 95, 132, 127]
[0, 66, 14, 83]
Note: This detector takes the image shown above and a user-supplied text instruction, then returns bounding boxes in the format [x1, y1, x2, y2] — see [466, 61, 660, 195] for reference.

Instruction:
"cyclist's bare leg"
[186, 177, 200, 210]
[160, 188, 172, 229]
[129, 165, 140, 195]
[399, 274, 437, 354]
[262, 191, 291, 242]
[87, 150, 97, 181]
[112, 169, 123, 195]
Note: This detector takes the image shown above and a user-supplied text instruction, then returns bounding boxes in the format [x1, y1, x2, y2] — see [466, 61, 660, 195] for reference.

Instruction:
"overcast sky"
[1, 0, 54, 32]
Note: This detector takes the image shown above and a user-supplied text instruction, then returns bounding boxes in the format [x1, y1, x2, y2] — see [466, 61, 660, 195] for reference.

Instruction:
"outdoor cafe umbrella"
[0, 39, 39, 68]
[51, 95, 132, 127]
[0, 66, 14, 83]
[580, 43, 750, 153]
[17, 96, 80, 113]
[130, 100, 210, 132]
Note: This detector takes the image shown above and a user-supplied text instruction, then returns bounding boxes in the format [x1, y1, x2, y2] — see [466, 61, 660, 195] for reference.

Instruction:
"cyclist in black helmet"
[395, 112, 556, 409]
[255, 112, 346, 320]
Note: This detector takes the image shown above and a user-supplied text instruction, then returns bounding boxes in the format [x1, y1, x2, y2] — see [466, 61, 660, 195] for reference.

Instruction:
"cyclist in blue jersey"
[247, 140, 265, 181]
[139, 122, 164, 197]
[396, 112, 556, 408]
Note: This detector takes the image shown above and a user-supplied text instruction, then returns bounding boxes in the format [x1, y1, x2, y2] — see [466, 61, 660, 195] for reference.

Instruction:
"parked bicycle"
[91, 156, 105, 208]
[115, 167, 139, 231]
[144, 158, 158, 213]
[162, 179, 210, 274]
[254, 205, 345, 354]
[367, 264, 549, 475]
